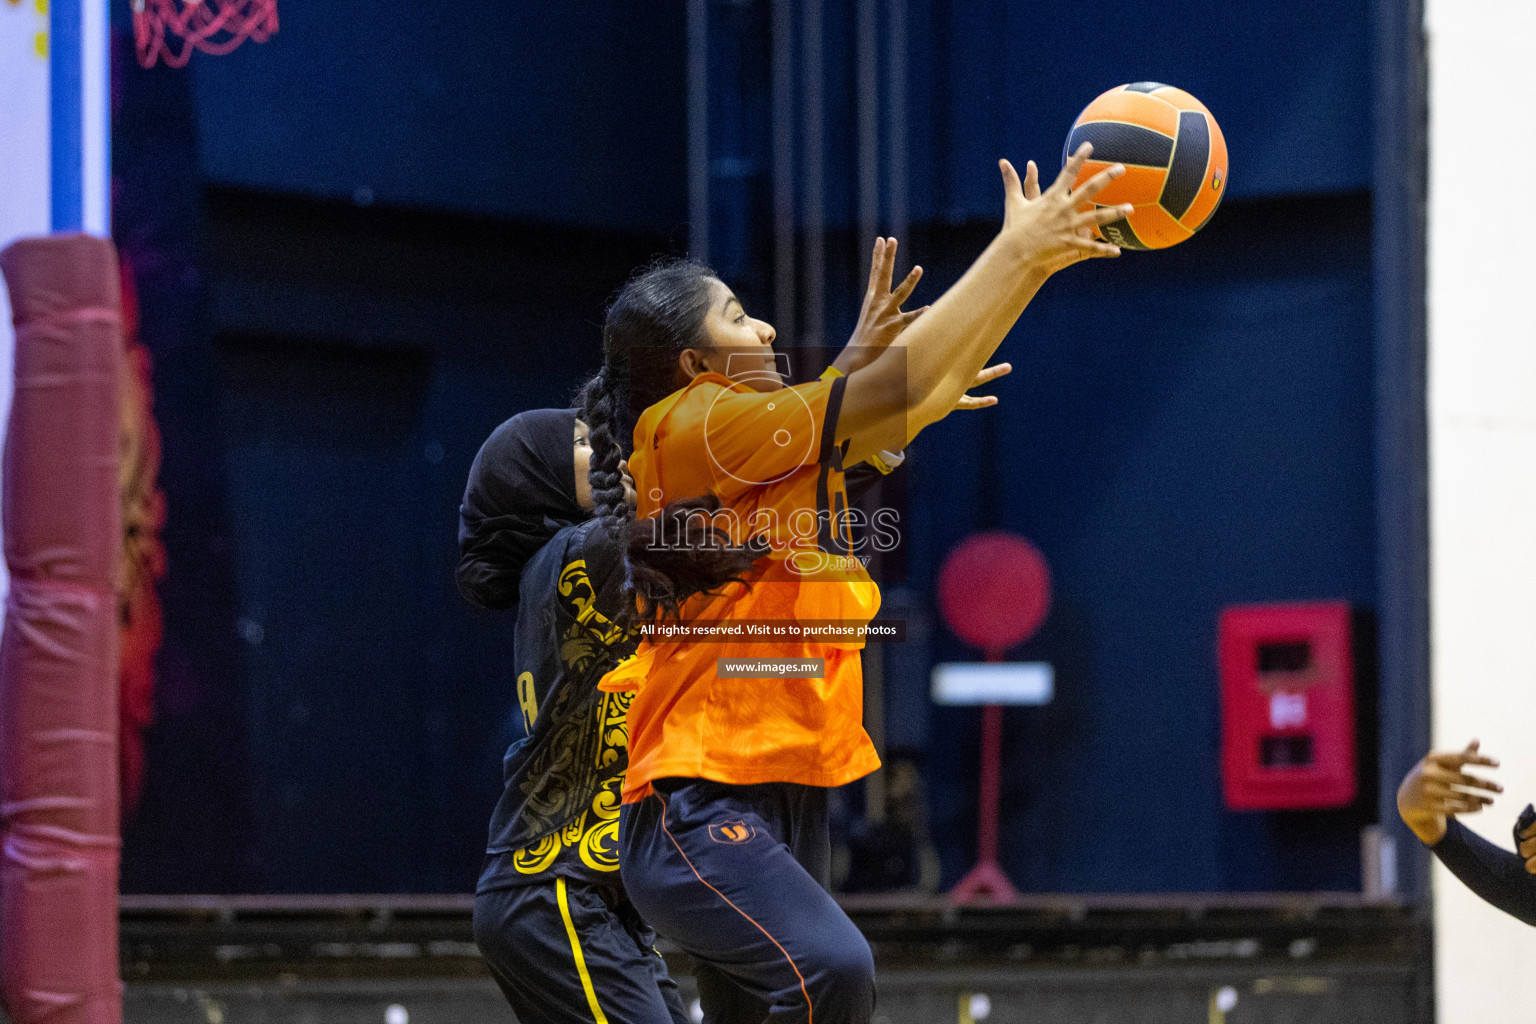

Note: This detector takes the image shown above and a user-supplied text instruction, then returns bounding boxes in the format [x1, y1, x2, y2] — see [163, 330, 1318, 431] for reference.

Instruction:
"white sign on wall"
[931, 662, 1054, 706]
[0, 0, 54, 601]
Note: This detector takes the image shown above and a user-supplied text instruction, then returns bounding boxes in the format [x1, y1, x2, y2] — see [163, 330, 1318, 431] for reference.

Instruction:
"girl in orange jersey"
[581, 147, 1128, 1024]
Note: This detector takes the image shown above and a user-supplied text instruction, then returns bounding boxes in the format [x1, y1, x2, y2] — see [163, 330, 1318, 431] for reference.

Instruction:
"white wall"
[1427, 0, 1536, 1019]
[0, 0, 54, 600]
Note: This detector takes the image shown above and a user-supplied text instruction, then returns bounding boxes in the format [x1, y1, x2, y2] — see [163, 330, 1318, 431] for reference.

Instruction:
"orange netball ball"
[1063, 82, 1228, 250]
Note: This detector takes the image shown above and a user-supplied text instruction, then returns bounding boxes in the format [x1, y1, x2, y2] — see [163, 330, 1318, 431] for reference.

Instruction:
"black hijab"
[457, 408, 586, 610]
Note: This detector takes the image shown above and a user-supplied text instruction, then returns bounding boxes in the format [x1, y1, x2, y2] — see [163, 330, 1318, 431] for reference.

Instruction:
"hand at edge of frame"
[1396, 738, 1502, 846]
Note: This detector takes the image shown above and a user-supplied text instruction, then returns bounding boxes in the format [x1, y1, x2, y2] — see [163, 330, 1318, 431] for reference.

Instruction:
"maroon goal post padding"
[0, 235, 124, 1023]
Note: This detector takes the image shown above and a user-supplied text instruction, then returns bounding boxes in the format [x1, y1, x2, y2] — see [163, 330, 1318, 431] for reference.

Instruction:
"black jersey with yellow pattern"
[478, 517, 638, 892]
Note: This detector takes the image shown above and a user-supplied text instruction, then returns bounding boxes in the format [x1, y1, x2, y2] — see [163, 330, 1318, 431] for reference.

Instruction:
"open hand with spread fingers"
[1397, 739, 1504, 845]
[835, 236, 929, 376]
[999, 142, 1132, 275]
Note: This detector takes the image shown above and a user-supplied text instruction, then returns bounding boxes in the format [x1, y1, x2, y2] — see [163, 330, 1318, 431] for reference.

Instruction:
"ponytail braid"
[576, 366, 631, 540]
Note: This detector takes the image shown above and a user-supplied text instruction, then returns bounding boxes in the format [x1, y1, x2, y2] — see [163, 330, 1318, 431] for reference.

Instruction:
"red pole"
[950, 647, 1017, 904]
[0, 235, 124, 1024]
[976, 702, 1002, 864]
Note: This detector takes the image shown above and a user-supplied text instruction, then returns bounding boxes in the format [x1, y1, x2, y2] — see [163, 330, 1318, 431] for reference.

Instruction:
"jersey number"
[517, 671, 538, 732]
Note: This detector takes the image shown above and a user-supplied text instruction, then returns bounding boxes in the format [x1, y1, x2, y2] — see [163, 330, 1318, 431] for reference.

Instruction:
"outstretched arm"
[835, 146, 1129, 465]
[1432, 818, 1536, 927]
[1399, 739, 1536, 926]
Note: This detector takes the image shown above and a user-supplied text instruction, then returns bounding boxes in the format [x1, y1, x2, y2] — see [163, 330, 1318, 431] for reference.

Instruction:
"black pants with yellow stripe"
[474, 877, 691, 1024]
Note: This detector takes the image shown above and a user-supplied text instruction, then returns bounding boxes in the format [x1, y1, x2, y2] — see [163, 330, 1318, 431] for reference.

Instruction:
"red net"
[132, 0, 278, 69]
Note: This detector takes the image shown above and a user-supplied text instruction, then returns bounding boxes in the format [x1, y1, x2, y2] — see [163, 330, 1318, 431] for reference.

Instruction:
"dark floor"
[128, 962, 1420, 1024]
[119, 894, 1429, 1024]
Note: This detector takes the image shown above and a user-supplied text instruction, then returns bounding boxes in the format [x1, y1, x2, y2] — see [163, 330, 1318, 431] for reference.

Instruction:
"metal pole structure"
[856, 0, 879, 249]
[854, 0, 886, 824]
[799, 0, 823, 348]
[1371, 0, 1428, 917]
[862, 645, 887, 825]
[950, 646, 1019, 905]
[48, 0, 110, 235]
[686, 0, 710, 265]
[771, 0, 796, 340]
[976, 704, 1003, 867]
[885, 0, 908, 251]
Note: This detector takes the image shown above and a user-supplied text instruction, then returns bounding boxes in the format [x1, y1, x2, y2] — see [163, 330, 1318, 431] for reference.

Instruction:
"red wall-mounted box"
[1219, 602, 1356, 811]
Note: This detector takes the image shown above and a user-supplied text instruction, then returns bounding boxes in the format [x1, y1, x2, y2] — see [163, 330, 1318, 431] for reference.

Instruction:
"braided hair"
[579, 258, 763, 624]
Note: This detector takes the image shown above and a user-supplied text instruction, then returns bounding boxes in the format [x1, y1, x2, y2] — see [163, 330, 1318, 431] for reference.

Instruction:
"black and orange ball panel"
[1063, 83, 1227, 250]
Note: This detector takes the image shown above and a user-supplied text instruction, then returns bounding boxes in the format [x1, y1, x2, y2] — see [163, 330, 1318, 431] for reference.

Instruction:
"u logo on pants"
[619, 778, 875, 1024]
[709, 820, 756, 844]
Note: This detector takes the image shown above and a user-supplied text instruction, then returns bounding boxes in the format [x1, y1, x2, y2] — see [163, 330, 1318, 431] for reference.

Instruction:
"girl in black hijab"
[459, 406, 690, 1024]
